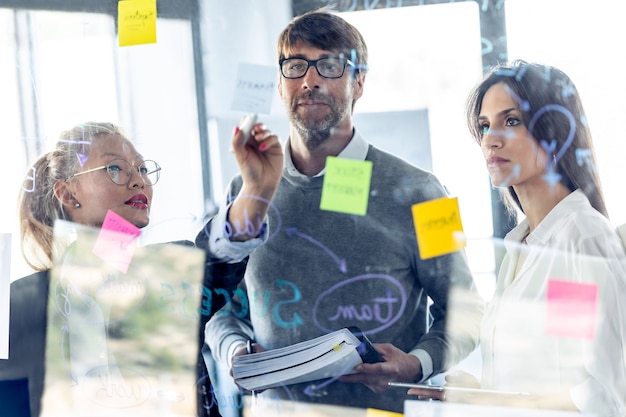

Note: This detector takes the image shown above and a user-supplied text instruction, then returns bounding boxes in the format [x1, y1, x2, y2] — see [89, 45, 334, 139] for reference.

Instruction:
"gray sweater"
[204, 144, 482, 412]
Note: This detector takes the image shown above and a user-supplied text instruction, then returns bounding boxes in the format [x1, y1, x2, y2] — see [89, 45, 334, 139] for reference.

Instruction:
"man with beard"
[198, 8, 483, 414]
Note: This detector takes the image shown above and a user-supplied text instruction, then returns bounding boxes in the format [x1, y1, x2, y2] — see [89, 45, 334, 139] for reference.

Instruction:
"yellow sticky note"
[412, 197, 466, 259]
[366, 409, 403, 417]
[320, 157, 372, 216]
[118, 0, 157, 47]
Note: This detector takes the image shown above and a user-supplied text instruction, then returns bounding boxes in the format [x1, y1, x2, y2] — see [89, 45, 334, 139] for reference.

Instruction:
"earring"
[74, 202, 81, 208]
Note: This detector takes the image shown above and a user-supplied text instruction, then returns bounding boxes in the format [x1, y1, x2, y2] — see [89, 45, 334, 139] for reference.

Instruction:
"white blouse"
[480, 190, 626, 416]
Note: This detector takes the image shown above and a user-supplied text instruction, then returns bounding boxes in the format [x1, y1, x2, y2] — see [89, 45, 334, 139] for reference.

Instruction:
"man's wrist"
[409, 348, 432, 382]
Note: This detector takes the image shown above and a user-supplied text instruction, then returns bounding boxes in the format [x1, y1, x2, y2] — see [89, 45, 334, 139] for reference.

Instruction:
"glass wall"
[506, 0, 626, 226]
[1, 1, 625, 416]
[0, 5, 204, 280]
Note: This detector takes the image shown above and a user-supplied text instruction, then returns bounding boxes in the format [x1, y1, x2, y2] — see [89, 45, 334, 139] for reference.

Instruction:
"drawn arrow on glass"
[76, 153, 89, 167]
[504, 84, 530, 111]
[481, 37, 493, 55]
[285, 227, 347, 273]
[57, 139, 91, 167]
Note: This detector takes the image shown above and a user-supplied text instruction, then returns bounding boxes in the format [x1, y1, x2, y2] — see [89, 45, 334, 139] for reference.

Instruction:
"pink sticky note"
[92, 210, 141, 273]
[546, 279, 598, 339]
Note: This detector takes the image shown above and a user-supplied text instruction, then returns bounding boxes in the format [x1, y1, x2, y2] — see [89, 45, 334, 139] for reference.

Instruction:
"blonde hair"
[18, 122, 127, 271]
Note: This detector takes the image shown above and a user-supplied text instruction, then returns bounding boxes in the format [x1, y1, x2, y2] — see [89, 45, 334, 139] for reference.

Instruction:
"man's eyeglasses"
[279, 57, 354, 79]
[70, 159, 161, 186]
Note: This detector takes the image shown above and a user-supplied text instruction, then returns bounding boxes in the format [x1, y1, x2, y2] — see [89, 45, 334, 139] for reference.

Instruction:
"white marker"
[239, 113, 258, 143]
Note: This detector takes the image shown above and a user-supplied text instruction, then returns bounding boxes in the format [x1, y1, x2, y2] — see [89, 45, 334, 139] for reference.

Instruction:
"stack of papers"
[233, 328, 365, 391]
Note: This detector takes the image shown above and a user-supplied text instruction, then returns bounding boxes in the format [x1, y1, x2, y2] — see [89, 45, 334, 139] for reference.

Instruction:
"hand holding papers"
[232, 327, 383, 391]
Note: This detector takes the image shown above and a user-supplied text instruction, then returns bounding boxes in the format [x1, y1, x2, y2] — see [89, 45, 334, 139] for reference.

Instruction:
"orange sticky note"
[546, 279, 598, 339]
[412, 197, 465, 259]
[320, 157, 372, 216]
[92, 210, 141, 273]
[118, 0, 157, 47]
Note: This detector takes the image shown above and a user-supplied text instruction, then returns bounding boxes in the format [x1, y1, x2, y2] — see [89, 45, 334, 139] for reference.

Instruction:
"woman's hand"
[232, 120, 284, 199]
[407, 371, 479, 401]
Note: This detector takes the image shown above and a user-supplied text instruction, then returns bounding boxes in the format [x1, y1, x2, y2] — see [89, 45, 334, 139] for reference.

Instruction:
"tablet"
[388, 382, 531, 397]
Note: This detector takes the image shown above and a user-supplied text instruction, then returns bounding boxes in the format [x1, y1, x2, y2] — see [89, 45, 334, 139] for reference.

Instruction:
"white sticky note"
[0, 233, 11, 359]
[231, 62, 277, 114]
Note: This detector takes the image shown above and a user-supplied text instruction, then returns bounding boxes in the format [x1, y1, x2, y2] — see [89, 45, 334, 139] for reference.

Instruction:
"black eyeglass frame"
[69, 159, 162, 186]
[279, 56, 355, 79]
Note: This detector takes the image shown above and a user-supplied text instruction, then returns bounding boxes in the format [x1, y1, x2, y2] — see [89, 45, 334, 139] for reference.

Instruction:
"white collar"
[284, 129, 369, 178]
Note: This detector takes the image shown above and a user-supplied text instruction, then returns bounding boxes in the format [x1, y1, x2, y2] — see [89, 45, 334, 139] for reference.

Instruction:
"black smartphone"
[347, 326, 384, 364]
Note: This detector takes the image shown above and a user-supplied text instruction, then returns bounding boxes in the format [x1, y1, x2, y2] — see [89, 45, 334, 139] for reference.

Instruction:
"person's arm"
[204, 291, 254, 367]
[226, 120, 283, 242]
[412, 176, 484, 377]
[341, 177, 484, 392]
[420, 253, 484, 377]
[195, 121, 283, 263]
[407, 385, 576, 410]
[196, 194, 268, 264]
[339, 343, 424, 392]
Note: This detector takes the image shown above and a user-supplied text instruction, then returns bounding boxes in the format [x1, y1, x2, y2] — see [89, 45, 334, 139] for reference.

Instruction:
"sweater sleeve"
[204, 286, 254, 366]
[195, 176, 267, 264]
[410, 173, 484, 376]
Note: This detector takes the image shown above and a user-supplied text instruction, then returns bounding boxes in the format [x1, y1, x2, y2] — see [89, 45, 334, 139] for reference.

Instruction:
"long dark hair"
[466, 60, 607, 217]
